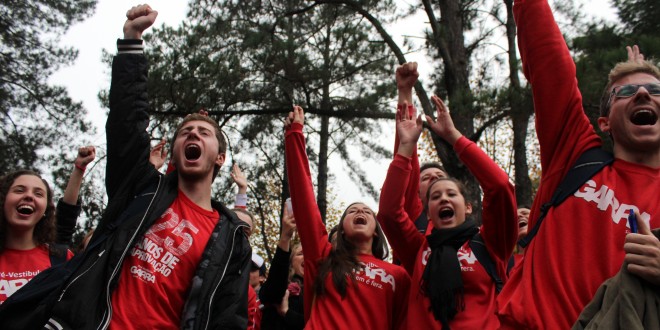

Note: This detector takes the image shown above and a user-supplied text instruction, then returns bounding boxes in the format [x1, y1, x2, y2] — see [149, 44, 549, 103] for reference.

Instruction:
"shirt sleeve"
[377, 154, 426, 274]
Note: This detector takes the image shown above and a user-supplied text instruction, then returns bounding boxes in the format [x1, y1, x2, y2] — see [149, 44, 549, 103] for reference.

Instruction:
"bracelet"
[74, 163, 86, 172]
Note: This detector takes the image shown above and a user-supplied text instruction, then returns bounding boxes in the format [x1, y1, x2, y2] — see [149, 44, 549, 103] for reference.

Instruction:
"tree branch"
[469, 110, 510, 142]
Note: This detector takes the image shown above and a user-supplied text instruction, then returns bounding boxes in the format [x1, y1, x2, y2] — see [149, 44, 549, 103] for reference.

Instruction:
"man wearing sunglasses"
[496, 0, 660, 329]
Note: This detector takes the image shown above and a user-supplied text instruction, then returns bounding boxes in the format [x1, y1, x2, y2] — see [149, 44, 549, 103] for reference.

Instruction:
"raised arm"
[231, 164, 248, 209]
[513, 0, 599, 172]
[393, 63, 423, 220]
[378, 105, 426, 274]
[284, 106, 331, 264]
[259, 207, 296, 305]
[427, 96, 517, 268]
[57, 146, 96, 245]
[105, 4, 158, 199]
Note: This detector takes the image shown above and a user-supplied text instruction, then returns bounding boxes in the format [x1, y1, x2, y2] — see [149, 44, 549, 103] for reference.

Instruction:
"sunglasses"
[607, 83, 660, 108]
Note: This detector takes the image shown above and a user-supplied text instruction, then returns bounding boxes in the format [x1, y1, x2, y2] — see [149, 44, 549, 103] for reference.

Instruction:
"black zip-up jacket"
[44, 49, 252, 329]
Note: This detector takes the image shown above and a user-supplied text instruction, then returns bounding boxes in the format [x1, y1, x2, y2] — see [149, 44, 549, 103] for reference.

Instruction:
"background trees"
[0, 0, 97, 174]
[4, 0, 656, 260]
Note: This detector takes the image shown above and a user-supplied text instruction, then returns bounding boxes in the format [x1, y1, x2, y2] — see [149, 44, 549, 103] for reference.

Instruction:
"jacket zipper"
[97, 176, 162, 330]
[57, 250, 106, 301]
[202, 224, 247, 330]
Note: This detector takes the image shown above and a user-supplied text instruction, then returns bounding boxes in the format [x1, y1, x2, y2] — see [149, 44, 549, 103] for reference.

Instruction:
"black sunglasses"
[607, 83, 660, 108]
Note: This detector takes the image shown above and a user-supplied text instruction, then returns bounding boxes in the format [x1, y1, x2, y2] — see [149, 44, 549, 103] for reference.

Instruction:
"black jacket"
[259, 247, 305, 330]
[42, 51, 251, 329]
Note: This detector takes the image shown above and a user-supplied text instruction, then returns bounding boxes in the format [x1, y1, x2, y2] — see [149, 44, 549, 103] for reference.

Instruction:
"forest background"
[2, 0, 658, 262]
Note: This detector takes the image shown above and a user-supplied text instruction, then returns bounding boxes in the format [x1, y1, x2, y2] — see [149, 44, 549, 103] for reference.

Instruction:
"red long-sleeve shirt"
[378, 136, 517, 329]
[496, 0, 660, 329]
[285, 123, 411, 330]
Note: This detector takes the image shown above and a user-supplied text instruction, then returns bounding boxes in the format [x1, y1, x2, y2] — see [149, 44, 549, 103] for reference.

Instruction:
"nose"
[633, 85, 653, 101]
[22, 192, 35, 201]
[186, 129, 201, 140]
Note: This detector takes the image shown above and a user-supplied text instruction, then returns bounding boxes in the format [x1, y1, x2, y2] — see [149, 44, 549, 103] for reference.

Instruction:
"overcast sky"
[49, 0, 617, 209]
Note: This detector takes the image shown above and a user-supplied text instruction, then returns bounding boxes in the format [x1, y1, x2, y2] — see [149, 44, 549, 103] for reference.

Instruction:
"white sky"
[50, 0, 617, 210]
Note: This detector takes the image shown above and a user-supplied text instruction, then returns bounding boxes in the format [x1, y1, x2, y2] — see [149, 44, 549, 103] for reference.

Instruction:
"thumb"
[635, 210, 652, 235]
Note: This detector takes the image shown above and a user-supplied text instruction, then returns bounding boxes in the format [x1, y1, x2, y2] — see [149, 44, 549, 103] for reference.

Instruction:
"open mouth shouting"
[630, 108, 658, 126]
[518, 219, 528, 228]
[185, 143, 202, 161]
[353, 215, 368, 226]
[438, 207, 455, 222]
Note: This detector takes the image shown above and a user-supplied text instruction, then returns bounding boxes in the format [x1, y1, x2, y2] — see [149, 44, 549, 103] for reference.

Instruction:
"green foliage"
[613, 0, 660, 35]
[0, 0, 97, 177]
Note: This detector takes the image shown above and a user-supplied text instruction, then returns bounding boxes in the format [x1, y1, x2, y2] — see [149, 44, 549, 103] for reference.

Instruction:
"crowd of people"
[0, 0, 658, 329]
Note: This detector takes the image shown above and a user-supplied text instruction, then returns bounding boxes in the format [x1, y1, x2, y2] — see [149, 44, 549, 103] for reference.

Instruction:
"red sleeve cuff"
[392, 153, 413, 171]
[285, 122, 303, 137]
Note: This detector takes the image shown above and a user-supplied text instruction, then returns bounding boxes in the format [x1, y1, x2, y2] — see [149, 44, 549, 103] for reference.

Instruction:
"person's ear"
[215, 153, 226, 168]
[597, 116, 611, 133]
[465, 202, 473, 215]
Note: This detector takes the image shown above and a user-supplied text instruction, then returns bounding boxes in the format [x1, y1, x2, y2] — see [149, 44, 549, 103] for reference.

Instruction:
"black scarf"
[422, 219, 479, 329]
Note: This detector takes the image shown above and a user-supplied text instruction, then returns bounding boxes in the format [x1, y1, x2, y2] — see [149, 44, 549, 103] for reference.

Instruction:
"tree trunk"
[505, 0, 533, 207]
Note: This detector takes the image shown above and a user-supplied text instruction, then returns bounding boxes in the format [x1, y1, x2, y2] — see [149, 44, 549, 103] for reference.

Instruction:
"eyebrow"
[12, 185, 46, 193]
[180, 125, 213, 133]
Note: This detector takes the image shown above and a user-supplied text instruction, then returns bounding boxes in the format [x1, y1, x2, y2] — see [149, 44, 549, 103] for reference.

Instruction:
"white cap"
[251, 252, 264, 268]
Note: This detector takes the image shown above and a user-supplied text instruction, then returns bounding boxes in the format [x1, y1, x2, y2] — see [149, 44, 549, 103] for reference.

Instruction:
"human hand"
[396, 62, 419, 92]
[75, 146, 96, 171]
[285, 106, 305, 130]
[396, 102, 422, 157]
[396, 62, 418, 105]
[425, 95, 462, 145]
[276, 289, 290, 317]
[149, 138, 168, 170]
[231, 164, 248, 194]
[280, 206, 296, 243]
[624, 211, 660, 285]
[123, 4, 158, 39]
[626, 45, 645, 64]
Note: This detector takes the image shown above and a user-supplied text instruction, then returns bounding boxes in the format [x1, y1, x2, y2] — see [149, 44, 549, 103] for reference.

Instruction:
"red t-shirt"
[496, 1, 660, 329]
[0, 245, 73, 304]
[110, 191, 219, 329]
[378, 138, 517, 329]
[247, 285, 261, 330]
[285, 123, 411, 330]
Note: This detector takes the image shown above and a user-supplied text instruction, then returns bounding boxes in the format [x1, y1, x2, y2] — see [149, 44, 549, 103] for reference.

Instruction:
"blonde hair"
[600, 60, 660, 117]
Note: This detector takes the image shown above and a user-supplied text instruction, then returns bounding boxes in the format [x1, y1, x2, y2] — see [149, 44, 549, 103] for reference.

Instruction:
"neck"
[178, 174, 214, 211]
[354, 238, 373, 256]
[614, 146, 660, 168]
[5, 227, 38, 250]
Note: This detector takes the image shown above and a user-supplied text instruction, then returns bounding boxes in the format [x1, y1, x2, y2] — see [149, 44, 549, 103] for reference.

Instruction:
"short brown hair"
[171, 113, 227, 154]
[599, 60, 660, 117]
[420, 162, 446, 175]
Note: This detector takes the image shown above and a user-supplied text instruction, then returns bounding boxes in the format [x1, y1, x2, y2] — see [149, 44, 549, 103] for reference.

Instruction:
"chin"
[178, 167, 211, 181]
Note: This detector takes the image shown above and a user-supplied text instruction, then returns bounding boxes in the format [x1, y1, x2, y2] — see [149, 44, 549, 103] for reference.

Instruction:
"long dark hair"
[314, 203, 389, 297]
[0, 170, 56, 253]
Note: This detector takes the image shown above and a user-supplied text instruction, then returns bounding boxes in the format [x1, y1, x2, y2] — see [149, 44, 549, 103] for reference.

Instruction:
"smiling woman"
[0, 170, 58, 304]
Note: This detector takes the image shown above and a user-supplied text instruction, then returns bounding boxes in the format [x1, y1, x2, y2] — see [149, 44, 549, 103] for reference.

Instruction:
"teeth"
[17, 205, 35, 215]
